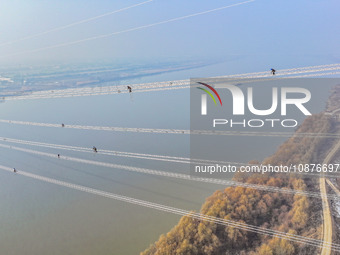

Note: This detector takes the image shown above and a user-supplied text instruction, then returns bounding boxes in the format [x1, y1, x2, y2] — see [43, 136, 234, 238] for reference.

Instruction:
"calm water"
[0, 66, 338, 254]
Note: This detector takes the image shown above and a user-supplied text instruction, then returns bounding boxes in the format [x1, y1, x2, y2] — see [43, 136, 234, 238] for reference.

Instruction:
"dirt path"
[320, 137, 340, 255]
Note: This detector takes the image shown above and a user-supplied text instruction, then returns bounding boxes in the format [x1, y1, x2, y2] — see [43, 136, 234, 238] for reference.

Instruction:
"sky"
[0, 0, 339, 67]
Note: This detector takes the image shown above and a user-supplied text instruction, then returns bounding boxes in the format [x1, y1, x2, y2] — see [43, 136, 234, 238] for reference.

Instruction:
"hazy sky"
[0, 0, 339, 66]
